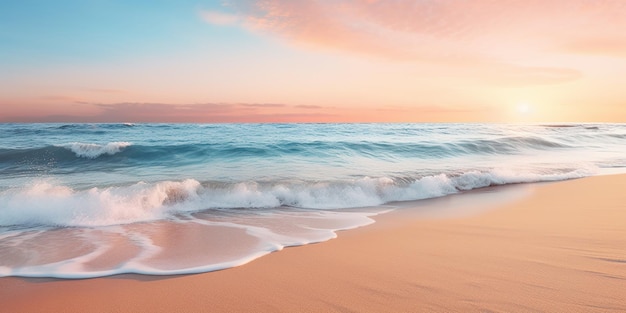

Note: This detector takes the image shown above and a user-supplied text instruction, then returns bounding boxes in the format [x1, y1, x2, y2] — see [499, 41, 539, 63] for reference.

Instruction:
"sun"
[517, 102, 531, 114]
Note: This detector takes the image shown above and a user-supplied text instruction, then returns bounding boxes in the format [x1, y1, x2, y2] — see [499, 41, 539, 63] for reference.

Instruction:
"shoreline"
[2, 175, 625, 312]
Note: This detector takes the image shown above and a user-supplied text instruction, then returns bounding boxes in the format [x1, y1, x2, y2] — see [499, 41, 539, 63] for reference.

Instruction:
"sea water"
[0, 123, 624, 278]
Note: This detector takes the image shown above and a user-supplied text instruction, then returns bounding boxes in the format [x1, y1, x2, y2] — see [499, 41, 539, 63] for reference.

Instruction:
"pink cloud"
[221, 0, 625, 56]
[93, 102, 267, 122]
[205, 0, 626, 85]
[564, 38, 626, 58]
[0, 101, 501, 123]
[0, 102, 334, 123]
[82, 88, 128, 94]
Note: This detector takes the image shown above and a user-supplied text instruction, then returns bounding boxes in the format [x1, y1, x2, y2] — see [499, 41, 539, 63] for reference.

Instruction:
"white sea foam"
[0, 201, 379, 278]
[0, 179, 200, 227]
[60, 141, 132, 158]
[0, 168, 595, 228]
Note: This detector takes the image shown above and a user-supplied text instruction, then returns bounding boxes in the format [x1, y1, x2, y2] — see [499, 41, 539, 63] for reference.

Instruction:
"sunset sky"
[1, 0, 625, 123]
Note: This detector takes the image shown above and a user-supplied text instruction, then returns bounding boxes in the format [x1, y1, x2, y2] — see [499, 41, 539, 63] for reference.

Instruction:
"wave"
[540, 124, 601, 130]
[0, 168, 594, 228]
[60, 142, 132, 159]
[0, 134, 572, 165]
[57, 123, 136, 130]
[0, 142, 132, 166]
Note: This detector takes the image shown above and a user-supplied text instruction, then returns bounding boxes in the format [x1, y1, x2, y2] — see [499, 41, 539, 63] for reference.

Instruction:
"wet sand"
[1, 174, 625, 312]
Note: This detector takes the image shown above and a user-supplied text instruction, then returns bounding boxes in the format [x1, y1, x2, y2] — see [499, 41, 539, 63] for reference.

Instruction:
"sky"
[1, 0, 626, 123]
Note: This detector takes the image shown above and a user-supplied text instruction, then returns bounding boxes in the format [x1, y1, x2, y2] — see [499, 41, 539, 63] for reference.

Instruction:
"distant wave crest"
[60, 142, 132, 159]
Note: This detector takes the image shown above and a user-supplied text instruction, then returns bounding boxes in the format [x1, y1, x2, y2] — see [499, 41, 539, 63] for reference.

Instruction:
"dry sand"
[1, 174, 625, 312]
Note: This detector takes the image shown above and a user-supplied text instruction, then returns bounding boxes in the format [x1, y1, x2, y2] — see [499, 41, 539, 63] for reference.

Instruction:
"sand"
[1, 174, 625, 312]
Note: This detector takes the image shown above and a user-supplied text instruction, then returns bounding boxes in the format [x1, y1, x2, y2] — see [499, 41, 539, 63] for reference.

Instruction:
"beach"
[3, 0, 626, 310]
[2, 174, 624, 312]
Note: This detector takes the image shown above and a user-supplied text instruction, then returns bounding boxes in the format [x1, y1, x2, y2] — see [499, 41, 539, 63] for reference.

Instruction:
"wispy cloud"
[0, 101, 500, 123]
[201, 10, 241, 26]
[216, 0, 625, 57]
[92, 102, 269, 122]
[563, 38, 626, 58]
[0, 102, 337, 123]
[81, 88, 128, 94]
[238, 103, 286, 108]
[295, 105, 323, 109]
[203, 0, 626, 86]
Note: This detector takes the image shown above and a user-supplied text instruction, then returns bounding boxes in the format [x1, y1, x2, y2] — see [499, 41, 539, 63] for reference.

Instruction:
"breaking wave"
[0, 168, 594, 228]
[60, 142, 132, 159]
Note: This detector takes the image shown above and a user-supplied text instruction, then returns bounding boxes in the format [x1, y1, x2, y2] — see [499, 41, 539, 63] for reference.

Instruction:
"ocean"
[1, 123, 624, 278]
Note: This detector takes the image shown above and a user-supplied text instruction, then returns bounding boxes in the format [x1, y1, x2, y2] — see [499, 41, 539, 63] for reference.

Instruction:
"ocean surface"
[1, 123, 625, 278]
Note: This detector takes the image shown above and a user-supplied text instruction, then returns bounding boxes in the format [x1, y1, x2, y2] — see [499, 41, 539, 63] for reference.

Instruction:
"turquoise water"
[0, 123, 624, 278]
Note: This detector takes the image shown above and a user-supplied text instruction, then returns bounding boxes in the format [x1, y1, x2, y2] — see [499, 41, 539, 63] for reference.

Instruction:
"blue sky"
[1, 0, 242, 64]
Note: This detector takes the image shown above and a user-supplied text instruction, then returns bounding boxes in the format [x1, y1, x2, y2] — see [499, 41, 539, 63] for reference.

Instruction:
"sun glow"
[517, 102, 531, 114]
